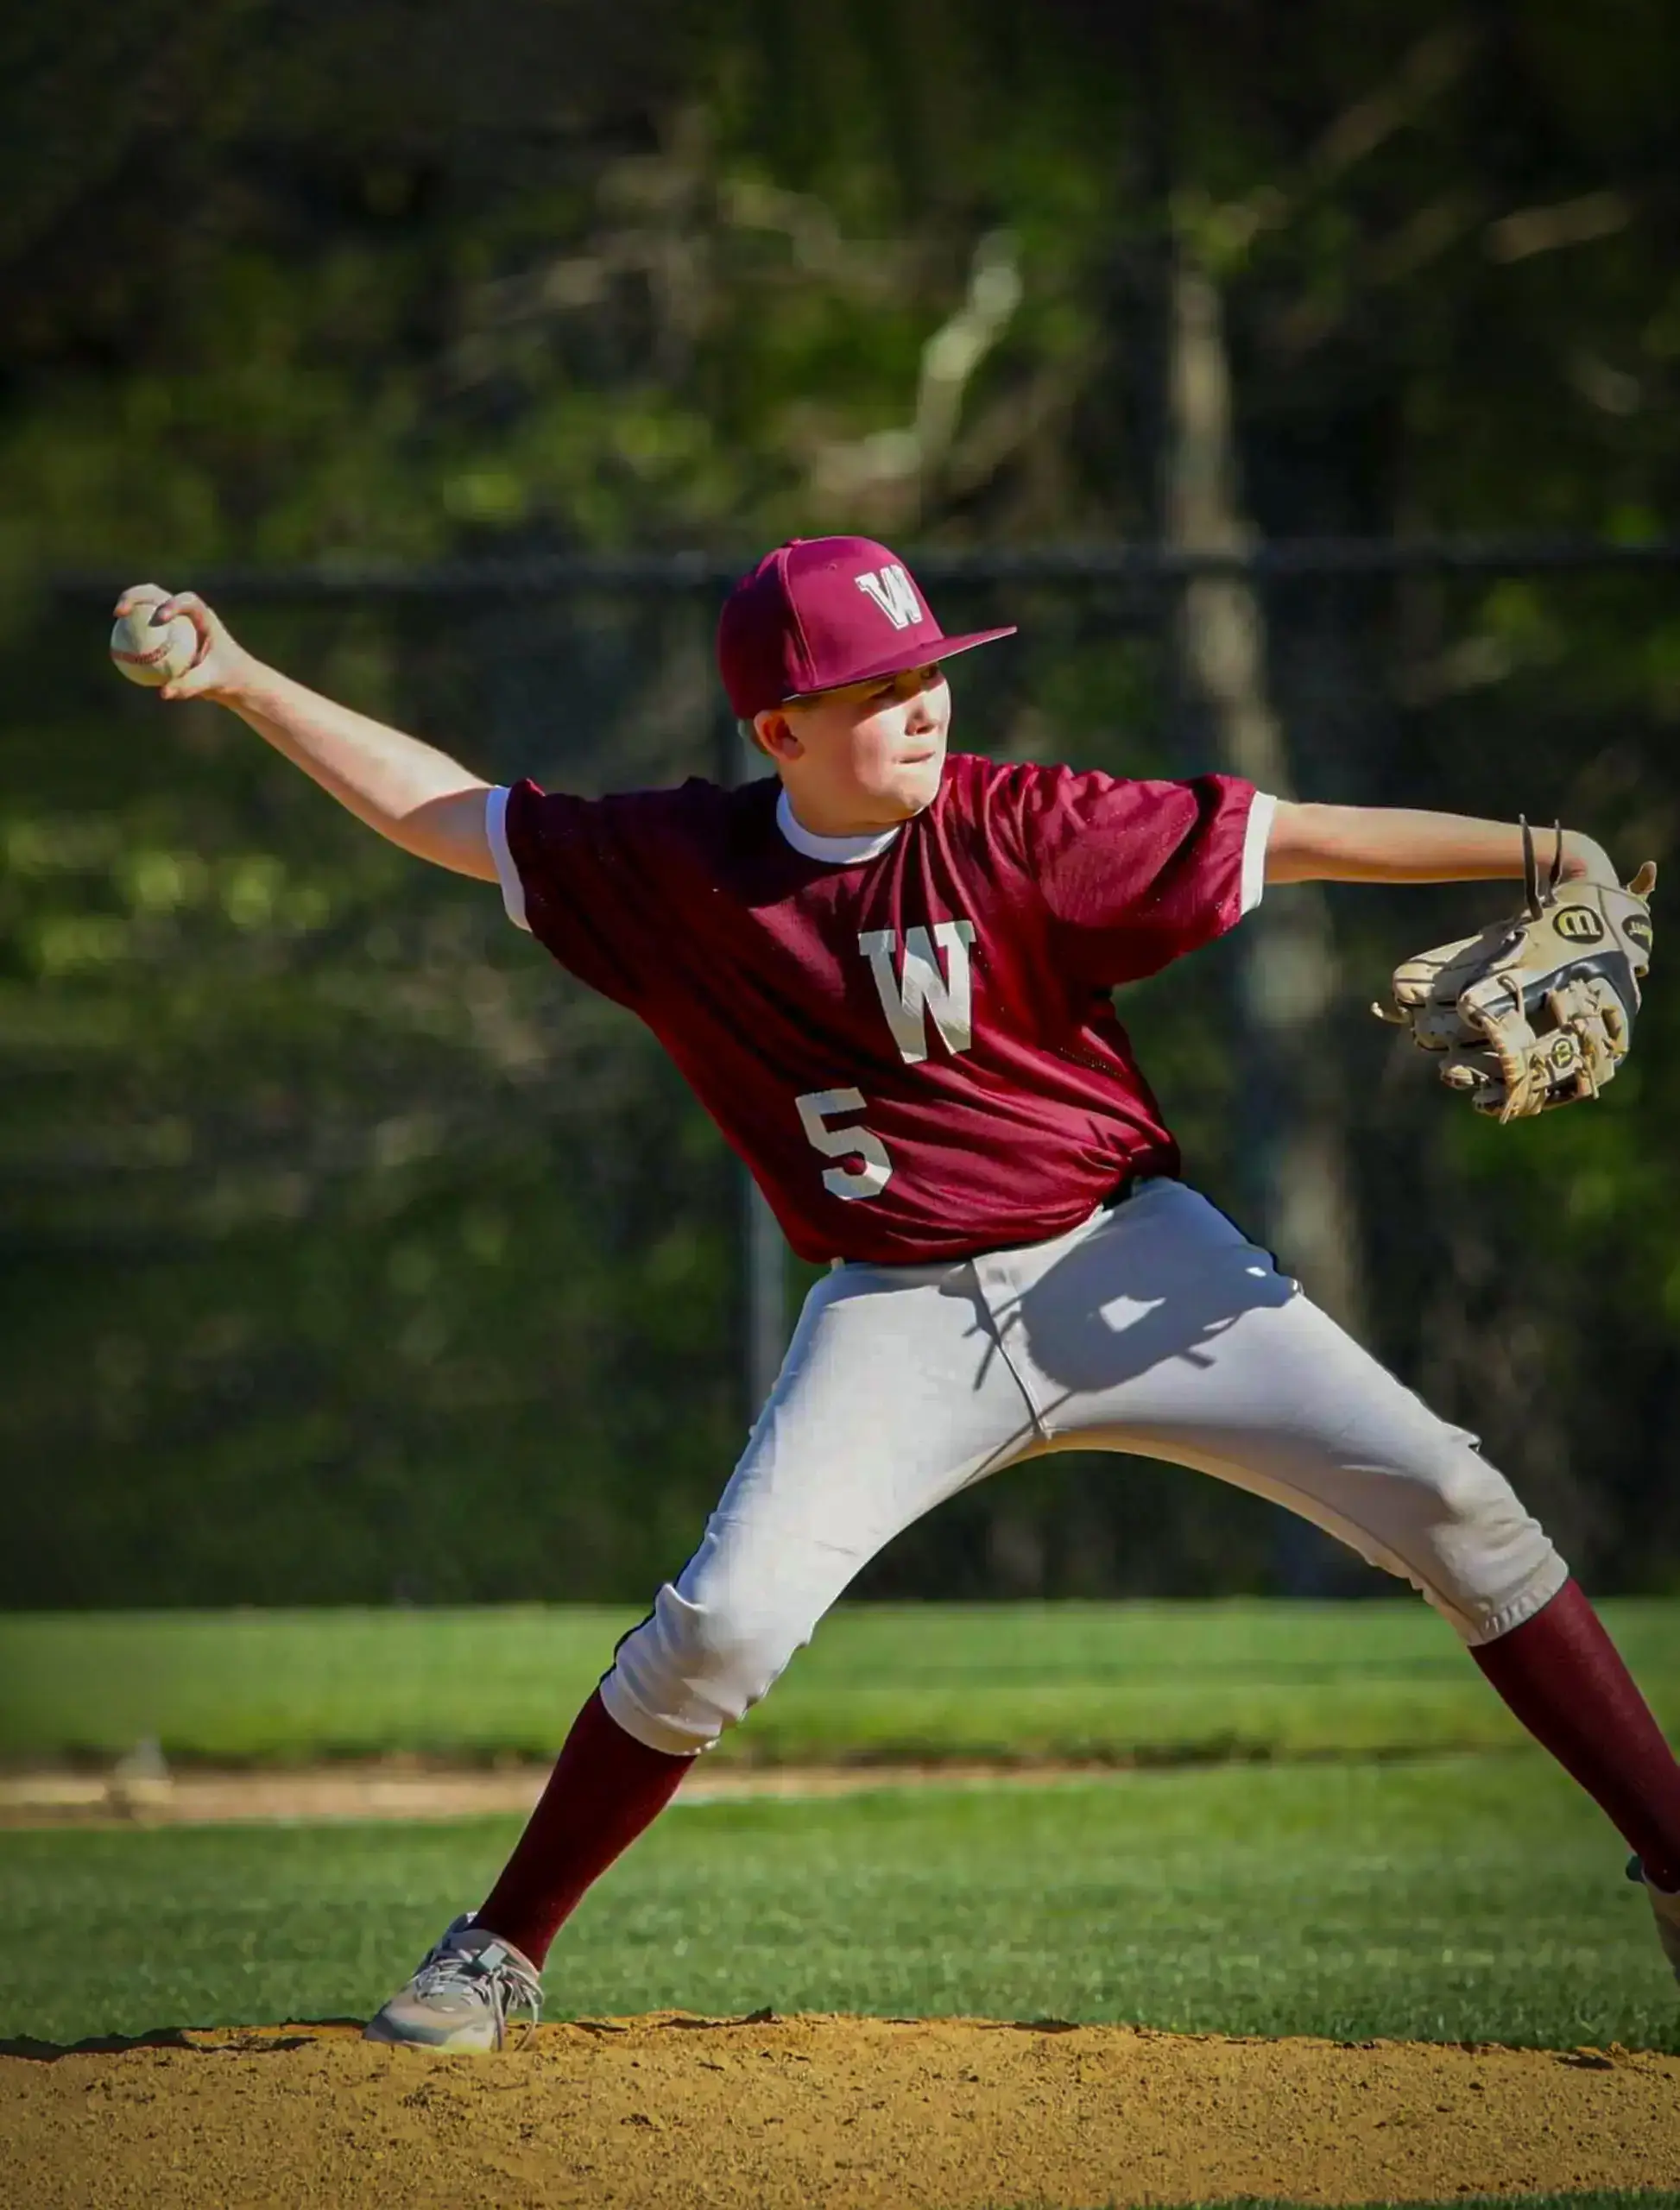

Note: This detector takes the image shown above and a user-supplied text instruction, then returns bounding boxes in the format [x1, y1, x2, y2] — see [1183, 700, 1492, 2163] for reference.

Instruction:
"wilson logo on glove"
[1555, 907, 1607, 944]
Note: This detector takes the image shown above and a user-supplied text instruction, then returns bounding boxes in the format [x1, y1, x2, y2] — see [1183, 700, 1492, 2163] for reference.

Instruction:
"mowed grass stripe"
[4, 1598, 1678, 1765]
[3, 1752, 1673, 2052]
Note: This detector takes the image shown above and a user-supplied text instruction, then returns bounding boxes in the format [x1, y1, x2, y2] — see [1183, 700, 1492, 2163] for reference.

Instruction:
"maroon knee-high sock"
[476, 1690, 692, 1967]
[1471, 1578, 1680, 1890]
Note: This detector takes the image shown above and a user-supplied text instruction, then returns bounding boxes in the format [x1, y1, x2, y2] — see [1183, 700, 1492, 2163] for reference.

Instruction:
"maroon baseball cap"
[717, 536, 1015, 719]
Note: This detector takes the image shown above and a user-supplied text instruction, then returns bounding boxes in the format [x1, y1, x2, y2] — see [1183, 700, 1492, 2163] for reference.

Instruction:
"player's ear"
[752, 709, 799, 761]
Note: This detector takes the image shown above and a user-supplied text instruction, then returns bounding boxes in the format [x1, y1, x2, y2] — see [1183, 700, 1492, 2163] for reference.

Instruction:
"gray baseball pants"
[601, 1178, 1566, 1757]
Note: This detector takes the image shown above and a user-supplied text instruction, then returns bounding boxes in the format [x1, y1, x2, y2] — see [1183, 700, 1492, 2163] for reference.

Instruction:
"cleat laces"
[414, 1934, 543, 2049]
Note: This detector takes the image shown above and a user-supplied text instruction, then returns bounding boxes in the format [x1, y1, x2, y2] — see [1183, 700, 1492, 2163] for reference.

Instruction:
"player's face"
[769, 664, 951, 830]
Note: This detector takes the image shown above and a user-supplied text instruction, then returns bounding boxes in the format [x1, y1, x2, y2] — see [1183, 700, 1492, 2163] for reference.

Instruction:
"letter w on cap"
[855, 564, 922, 630]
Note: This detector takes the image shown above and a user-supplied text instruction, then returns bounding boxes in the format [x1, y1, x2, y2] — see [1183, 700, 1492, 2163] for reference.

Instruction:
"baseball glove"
[1374, 820, 1657, 1121]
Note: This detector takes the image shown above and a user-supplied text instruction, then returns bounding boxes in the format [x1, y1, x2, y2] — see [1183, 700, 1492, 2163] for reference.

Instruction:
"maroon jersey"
[493, 755, 1268, 1265]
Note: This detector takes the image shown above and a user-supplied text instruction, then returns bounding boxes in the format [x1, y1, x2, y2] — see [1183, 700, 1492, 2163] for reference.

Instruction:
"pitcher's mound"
[6, 2011, 1677, 2207]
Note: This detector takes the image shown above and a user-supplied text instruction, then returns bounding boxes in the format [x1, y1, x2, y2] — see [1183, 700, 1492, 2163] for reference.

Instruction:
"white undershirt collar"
[775, 787, 902, 867]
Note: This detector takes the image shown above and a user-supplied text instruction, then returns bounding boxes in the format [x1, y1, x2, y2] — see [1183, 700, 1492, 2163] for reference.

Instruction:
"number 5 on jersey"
[795, 1089, 892, 1201]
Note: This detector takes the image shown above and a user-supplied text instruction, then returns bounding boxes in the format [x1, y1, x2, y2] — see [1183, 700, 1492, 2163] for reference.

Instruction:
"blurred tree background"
[3, 0, 1678, 1607]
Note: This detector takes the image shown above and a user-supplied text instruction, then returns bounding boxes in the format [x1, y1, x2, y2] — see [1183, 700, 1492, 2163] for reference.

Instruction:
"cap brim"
[785, 625, 1017, 704]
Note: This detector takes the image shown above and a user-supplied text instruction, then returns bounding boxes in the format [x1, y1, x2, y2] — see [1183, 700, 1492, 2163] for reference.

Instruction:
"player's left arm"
[1264, 801, 1619, 889]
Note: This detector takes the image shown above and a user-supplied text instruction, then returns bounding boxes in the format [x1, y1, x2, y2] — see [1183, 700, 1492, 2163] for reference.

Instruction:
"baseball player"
[114, 538, 1678, 2049]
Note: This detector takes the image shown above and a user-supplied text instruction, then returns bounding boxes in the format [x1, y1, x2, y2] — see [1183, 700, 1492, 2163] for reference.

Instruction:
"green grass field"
[5, 1597, 1679, 1765]
[4, 1752, 1673, 2053]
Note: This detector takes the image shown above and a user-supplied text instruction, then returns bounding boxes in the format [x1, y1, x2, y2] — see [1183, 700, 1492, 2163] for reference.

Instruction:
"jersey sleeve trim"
[485, 786, 531, 933]
[1240, 791, 1277, 918]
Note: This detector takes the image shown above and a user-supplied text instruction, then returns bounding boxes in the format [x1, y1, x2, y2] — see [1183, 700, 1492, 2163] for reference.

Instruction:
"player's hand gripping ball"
[1374, 820, 1657, 1121]
[110, 599, 200, 687]
[109, 584, 250, 703]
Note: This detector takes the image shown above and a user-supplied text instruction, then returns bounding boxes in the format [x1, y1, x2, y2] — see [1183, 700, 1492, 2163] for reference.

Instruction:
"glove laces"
[1519, 815, 1566, 918]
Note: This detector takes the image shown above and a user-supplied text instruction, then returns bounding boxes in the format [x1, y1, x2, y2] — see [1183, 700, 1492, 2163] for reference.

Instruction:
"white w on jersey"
[854, 564, 922, 629]
[858, 922, 976, 1064]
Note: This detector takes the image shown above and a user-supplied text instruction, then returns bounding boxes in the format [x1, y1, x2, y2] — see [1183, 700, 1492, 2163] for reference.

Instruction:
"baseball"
[111, 604, 199, 688]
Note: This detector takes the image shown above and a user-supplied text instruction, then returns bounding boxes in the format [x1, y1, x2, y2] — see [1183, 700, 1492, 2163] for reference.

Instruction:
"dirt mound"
[6, 2013, 1677, 2207]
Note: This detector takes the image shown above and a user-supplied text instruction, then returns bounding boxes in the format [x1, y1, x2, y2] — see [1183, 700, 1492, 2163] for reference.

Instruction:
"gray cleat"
[363, 1913, 543, 2050]
[1627, 1856, 1680, 1984]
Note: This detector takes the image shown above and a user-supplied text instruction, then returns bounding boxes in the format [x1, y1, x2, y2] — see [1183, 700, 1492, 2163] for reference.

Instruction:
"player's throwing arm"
[110, 584, 499, 880]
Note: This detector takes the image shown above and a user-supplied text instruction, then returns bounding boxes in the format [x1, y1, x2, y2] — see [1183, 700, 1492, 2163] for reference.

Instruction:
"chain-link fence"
[7, 542, 1680, 1607]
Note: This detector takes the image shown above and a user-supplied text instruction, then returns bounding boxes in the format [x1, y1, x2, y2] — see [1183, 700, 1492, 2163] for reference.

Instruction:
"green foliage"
[13, 1, 1677, 574]
[2, 601, 746, 1606]
[5, 1600, 1677, 1765]
[3, 1753, 1674, 2049]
